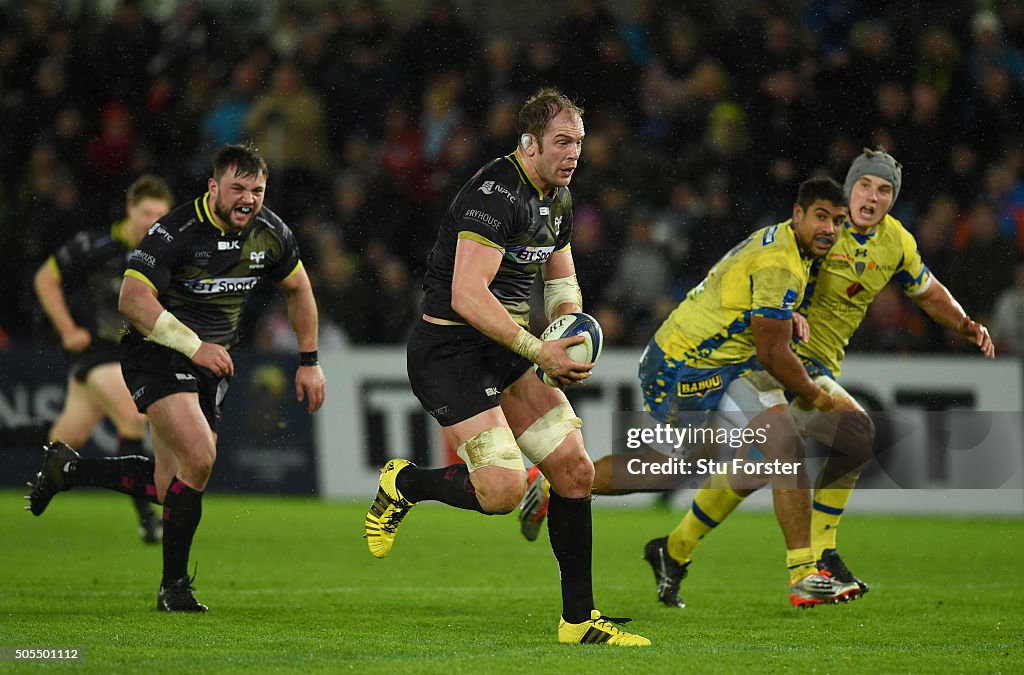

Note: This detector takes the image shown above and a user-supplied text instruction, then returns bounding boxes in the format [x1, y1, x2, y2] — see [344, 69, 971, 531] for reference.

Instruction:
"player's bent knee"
[471, 467, 527, 514]
[516, 402, 582, 467]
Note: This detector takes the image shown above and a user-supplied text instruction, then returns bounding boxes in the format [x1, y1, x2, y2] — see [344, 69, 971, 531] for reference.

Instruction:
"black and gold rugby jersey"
[421, 152, 574, 328]
[48, 220, 136, 346]
[124, 193, 302, 348]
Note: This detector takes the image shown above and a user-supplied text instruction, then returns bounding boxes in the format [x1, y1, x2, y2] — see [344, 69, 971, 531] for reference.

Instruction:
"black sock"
[548, 489, 594, 623]
[63, 454, 160, 504]
[396, 464, 487, 514]
[118, 437, 158, 522]
[161, 477, 203, 585]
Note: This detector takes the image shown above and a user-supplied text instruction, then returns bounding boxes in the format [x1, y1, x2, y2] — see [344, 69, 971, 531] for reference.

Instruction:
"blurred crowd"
[1, 0, 1023, 355]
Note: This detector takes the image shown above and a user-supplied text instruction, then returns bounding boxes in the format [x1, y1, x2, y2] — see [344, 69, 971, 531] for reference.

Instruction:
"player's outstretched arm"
[277, 265, 326, 413]
[911, 278, 995, 358]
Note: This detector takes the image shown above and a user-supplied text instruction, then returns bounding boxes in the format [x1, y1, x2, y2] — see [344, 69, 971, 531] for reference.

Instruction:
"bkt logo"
[250, 251, 266, 264]
[218, 240, 241, 251]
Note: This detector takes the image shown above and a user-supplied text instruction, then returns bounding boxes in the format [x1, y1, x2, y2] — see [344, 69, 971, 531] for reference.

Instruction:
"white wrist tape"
[147, 310, 202, 358]
[543, 273, 582, 321]
[510, 328, 543, 363]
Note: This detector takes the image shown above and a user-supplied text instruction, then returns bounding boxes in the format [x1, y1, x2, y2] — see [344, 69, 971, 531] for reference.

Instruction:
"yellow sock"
[667, 473, 745, 564]
[786, 547, 817, 583]
[811, 470, 860, 560]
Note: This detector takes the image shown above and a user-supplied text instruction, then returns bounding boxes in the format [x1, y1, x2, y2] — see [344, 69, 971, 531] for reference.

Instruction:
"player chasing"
[25, 144, 326, 612]
[522, 177, 861, 609]
[25, 175, 173, 544]
[363, 89, 649, 646]
[521, 148, 995, 610]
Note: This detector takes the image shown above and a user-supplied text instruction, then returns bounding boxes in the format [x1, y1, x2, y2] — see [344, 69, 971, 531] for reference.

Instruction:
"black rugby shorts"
[120, 334, 229, 432]
[407, 319, 532, 427]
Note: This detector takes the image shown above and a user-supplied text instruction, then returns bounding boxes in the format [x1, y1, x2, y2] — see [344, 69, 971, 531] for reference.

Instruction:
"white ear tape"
[520, 134, 532, 149]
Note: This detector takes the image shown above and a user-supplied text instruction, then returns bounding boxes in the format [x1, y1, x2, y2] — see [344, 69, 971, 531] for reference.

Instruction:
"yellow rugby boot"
[364, 458, 414, 558]
[558, 610, 651, 646]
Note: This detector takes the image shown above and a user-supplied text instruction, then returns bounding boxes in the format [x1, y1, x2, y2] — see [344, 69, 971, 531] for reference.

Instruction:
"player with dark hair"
[25, 144, 326, 612]
[550, 149, 994, 610]
[521, 177, 860, 609]
[785, 148, 993, 591]
[26, 174, 173, 543]
[363, 88, 649, 646]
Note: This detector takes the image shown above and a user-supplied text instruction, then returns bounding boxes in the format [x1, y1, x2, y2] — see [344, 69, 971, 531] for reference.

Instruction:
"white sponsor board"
[318, 350, 1024, 515]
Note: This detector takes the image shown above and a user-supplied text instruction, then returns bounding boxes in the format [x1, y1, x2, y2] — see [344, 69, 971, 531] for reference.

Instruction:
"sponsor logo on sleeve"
[129, 250, 157, 268]
[781, 288, 798, 310]
[464, 209, 502, 231]
[147, 222, 174, 243]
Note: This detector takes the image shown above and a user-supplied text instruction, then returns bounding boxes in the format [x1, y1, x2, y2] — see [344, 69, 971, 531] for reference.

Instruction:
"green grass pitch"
[2, 489, 1022, 673]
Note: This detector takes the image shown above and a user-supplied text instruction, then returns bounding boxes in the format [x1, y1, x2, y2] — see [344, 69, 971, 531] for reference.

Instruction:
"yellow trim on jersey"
[47, 256, 61, 284]
[199, 192, 229, 235]
[505, 153, 545, 200]
[123, 268, 158, 293]
[193, 196, 206, 223]
[282, 259, 304, 281]
[556, 242, 571, 253]
[458, 231, 502, 249]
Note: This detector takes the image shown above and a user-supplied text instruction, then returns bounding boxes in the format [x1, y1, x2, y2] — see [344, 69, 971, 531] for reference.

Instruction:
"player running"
[25, 144, 326, 612]
[522, 177, 861, 608]
[363, 88, 649, 646]
[27, 175, 173, 543]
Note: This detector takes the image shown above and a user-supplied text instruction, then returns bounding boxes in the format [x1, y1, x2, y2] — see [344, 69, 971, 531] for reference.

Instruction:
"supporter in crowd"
[1, 1, 1022, 351]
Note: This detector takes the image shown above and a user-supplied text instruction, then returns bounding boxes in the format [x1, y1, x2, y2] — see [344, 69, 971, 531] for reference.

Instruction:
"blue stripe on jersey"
[691, 312, 751, 360]
[894, 263, 930, 290]
[691, 500, 720, 528]
[751, 307, 793, 320]
[798, 353, 837, 380]
[813, 500, 844, 516]
[850, 230, 873, 245]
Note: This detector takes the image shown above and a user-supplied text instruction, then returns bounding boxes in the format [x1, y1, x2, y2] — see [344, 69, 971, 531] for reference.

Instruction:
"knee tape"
[456, 426, 524, 472]
[515, 402, 582, 466]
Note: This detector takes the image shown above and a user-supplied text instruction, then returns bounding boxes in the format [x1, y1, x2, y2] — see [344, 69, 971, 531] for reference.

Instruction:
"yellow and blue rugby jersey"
[796, 213, 930, 377]
[655, 221, 813, 368]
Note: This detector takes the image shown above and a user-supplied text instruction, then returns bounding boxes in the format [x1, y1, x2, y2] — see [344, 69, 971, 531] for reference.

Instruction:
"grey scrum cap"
[844, 147, 902, 206]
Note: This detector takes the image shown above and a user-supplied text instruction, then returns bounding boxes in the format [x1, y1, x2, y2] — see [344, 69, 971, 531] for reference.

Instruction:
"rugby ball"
[535, 312, 604, 387]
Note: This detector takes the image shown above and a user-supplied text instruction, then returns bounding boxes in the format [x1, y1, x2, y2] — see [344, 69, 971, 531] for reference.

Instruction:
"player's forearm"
[33, 263, 76, 336]
[913, 279, 967, 330]
[451, 282, 526, 351]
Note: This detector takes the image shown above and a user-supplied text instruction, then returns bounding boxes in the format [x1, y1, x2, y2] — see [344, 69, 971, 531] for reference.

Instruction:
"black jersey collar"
[505, 152, 549, 201]
[196, 192, 231, 235]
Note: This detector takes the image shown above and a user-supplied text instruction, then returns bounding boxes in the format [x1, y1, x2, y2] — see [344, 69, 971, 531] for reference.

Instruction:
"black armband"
[299, 351, 319, 367]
